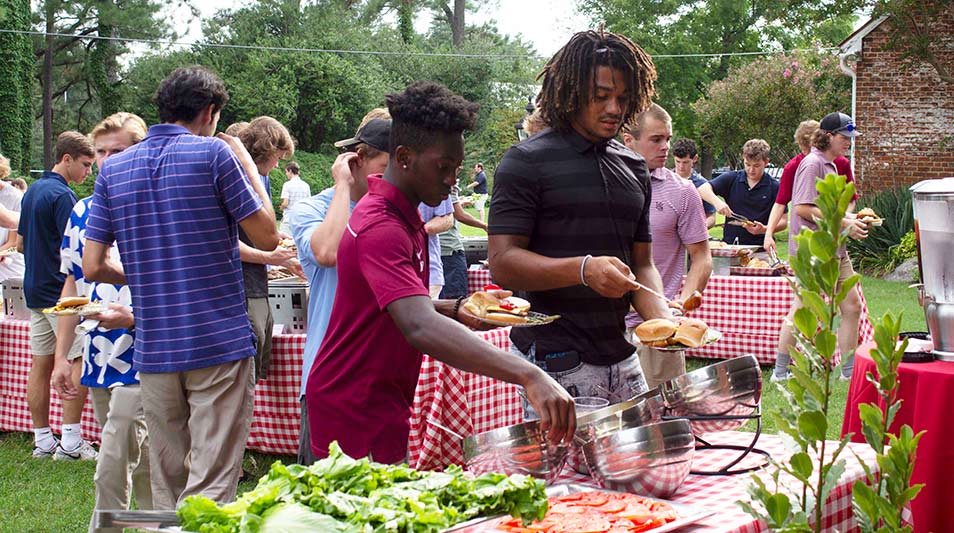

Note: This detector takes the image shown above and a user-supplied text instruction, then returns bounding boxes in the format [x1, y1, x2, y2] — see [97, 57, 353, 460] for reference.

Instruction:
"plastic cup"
[573, 396, 610, 415]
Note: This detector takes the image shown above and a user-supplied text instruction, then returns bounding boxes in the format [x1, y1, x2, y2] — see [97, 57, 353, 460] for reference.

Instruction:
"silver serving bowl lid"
[660, 355, 762, 434]
[463, 419, 568, 485]
[581, 419, 694, 499]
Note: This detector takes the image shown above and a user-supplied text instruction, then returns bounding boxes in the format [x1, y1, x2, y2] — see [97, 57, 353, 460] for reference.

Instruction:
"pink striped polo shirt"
[627, 167, 709, 327]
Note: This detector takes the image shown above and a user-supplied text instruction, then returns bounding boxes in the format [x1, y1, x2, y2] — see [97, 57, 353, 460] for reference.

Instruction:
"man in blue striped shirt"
[83, 66, 280, 508]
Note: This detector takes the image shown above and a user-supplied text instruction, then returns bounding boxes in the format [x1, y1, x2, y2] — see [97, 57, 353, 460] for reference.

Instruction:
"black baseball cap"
[333, 118, 391, 152]
[819, 112, 860, 137]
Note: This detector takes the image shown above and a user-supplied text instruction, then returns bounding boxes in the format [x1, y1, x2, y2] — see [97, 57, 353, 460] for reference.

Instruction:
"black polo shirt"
[709, 170, 780, 246]
[489, 128, 652, 366]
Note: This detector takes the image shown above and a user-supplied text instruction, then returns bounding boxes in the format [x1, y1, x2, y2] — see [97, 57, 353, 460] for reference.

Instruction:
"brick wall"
[852, 10, 954, 194]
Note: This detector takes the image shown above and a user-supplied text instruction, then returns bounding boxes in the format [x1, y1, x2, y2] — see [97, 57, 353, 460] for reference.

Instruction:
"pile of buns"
[635, 317, 710, 348]
[463, 291, 532, 325]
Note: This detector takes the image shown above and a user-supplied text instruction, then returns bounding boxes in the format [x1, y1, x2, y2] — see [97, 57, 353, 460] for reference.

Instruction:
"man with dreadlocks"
[305, 81, 575, 464]
[489, 30, 672, 408]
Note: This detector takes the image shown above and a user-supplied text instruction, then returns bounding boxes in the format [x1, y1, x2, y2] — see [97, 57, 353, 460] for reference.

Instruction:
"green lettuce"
[177, 441, 548, 532]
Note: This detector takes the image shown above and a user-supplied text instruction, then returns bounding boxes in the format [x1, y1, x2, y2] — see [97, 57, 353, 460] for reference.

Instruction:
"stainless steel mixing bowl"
[463, 420, 568, 485]
[581, 418, 694, 499]
[568, 388, 666, 474]
[660, 355, 762, 435]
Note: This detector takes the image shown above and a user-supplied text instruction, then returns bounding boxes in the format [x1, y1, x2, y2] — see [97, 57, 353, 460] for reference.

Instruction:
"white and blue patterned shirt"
[60, 197, 138, 388]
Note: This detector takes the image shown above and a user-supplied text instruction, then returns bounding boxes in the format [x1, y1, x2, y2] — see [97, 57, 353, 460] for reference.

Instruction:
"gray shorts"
[509, 342, 648, 420]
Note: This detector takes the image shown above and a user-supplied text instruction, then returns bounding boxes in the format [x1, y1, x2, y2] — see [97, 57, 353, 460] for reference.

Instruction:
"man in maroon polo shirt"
[305, 81, 575, 464]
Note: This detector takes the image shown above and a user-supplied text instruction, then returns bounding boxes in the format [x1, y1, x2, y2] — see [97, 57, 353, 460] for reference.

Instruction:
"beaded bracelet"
[453, 295, 467, 319]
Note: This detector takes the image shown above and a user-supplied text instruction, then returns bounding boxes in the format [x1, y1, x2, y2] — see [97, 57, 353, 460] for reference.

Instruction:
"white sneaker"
[32, 439, 60, 459]
[770, 372, 792, 383]
[53, 441, 98, 461]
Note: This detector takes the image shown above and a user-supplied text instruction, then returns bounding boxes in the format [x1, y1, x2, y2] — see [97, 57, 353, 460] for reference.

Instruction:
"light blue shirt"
[418, 198, 454, 287]
[288, 187, 355, 398]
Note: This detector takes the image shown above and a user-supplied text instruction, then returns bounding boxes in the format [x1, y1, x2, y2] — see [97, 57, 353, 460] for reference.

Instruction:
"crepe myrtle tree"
[737, 174, 921, 532]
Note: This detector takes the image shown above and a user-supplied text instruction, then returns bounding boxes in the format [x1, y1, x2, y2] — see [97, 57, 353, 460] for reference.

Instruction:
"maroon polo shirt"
[305, 175, 430, 464]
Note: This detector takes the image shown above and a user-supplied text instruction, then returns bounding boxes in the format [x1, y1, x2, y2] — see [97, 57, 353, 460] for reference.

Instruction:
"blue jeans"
[510, 343, 648, 420]
[439, 250, 468, 299]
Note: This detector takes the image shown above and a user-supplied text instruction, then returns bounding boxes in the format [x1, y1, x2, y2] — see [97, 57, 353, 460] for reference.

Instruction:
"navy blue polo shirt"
[18, 171, 78, 308]
[709, 170, 780, 246]
[687, 171, 716, 215]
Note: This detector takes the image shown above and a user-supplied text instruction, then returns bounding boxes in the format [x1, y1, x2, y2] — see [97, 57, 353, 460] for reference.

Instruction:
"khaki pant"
[247, 297, 274, 380]
[140, 357, 255, 509]
[775, 254, 861, 378]
[632, 340, 686, 390]
[88, 385, 152, 533]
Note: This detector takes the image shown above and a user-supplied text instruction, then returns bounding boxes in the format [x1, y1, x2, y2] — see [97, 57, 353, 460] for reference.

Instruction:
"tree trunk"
[42, 1, 54, 169]
[398, 0, 413, 44]
[451, 0, 464, 47]
[701, 145, 714, 179]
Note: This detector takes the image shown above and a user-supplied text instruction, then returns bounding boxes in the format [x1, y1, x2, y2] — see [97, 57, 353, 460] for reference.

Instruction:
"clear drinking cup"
[573, 396, 610, 416]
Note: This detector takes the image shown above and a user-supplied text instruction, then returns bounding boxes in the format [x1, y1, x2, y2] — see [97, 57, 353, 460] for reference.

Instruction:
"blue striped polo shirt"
[85, 124, 264, 373]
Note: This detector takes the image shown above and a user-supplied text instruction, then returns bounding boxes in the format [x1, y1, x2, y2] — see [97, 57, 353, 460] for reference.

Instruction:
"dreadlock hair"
[536, 30, 656, 134]
[386, 81, 479, 154]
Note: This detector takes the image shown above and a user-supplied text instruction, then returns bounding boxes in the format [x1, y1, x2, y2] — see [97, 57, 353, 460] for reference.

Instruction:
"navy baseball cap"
[820, 112, 860, 137]
[334, 118, 391, 152]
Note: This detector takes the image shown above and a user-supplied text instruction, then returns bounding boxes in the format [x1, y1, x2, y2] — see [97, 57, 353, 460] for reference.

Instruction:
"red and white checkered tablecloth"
[467, 268, 875, 365]
[0, 318, 101, 442]
[0, 317, 520, 463]
[552, 431, 874, 533]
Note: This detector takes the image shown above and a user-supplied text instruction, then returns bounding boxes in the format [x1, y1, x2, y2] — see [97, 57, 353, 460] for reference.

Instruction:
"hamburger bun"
[635, 318, 678, 344]
[857, 207, 877, 219]
[482, 311, 530, 325]
[672, 318, 709, 348]
[56, 296, 90, 308]
[463, 291, 501, 317]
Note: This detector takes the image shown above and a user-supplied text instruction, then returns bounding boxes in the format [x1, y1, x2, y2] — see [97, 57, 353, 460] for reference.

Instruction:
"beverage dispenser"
[910, 178, 954, 360]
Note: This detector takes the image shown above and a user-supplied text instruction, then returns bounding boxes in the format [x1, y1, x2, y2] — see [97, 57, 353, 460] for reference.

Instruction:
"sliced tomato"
[484, 284, 503, 291]
[553, 492, 586, 502]
[592, 500, 627, 514]
[573, 492, 609, 507]
[551, 513, 613, 533]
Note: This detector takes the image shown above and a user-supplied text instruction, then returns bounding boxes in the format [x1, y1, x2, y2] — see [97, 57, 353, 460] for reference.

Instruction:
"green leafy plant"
[178, 442, 548, 533]
[847, 187, 914, 275]
[738, 173, 859, 531]
[851, 313, 924, 532]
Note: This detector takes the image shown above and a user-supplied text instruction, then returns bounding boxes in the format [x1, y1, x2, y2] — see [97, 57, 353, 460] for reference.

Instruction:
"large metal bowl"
[567, 388, 666, 474]
[661, 355, 762, 435]
[463, 420, 568, 485]
[581, 419, 694, 499]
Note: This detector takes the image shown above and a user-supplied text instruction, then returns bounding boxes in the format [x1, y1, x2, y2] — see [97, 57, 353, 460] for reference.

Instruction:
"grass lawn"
[0, 214, 925, 531]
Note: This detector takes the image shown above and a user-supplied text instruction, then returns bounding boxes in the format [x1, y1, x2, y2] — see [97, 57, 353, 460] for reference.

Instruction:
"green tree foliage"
[693, 50, 851, 167]
[0, 0, 34, 173]
[32, 0, 194, 166]
[119, 0, 537, 170]
[579, 0, 856, 172]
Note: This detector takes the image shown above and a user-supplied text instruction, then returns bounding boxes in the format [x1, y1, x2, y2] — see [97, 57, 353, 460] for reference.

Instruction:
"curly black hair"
[154, 66, 229, 124]
[537, 30, 656, 133]
[386, 81, 479, 152]
[672, 138, 699, 159]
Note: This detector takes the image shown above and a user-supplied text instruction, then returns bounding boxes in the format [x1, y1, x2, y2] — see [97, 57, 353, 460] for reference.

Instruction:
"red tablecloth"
[0, 317, 521, 468]
[462, 431, 877, 533]
[468, 267, 875, 365]
[842, 342, 951, 533]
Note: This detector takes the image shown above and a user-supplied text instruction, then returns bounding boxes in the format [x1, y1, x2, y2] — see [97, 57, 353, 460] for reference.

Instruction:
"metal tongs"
[632, 279, 703, 313]
[767, 247, 782, 267]
[727, 213, 754, 226]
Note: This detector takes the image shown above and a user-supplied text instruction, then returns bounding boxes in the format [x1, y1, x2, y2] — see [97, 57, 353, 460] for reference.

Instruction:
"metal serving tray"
[445, 482, 715, 532]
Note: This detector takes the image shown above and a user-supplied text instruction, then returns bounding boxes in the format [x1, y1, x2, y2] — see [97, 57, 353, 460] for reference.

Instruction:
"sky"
[184, 0, 590, 57]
